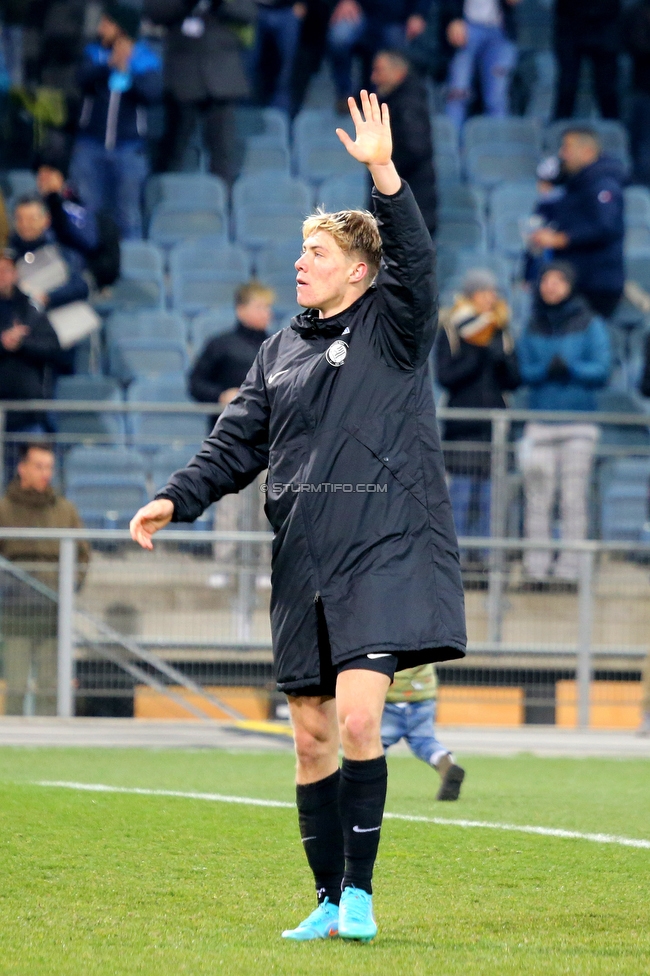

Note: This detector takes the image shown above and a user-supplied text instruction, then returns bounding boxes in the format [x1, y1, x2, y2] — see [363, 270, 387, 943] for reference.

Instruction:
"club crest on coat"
[326, 339, 348, 367]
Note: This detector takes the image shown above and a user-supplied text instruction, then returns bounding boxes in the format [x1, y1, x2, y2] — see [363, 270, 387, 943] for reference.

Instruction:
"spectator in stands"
[517, 263, 611, 583]
[34, 145, 121, 291]
[553, 0, 621, 122]
[327, 0, 428, 109]
[0, 250, 64, 434]
[251, 1, 307, 113]
[0, 441, 90, 715]
[291, 0, 339, 116]
[441, 0, 522, 133]
[189, 280, 274, 584]
[370, 49, 436, 233]
[10, 196, 89, 311]
[70, 2, 162, 239]
[144, 0, 256, 184]
[435, 268, 519, 557]
[528, 128, 625, 320]
[623, 0, 650, 187]
[0, 190, 9, 250]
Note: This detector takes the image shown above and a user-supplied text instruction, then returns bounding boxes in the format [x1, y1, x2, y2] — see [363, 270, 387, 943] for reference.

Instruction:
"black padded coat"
[157, 182, 467, 691]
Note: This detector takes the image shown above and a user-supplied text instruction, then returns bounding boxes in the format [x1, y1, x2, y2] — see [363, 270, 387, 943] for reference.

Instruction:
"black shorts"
[286, 598, 398, 698]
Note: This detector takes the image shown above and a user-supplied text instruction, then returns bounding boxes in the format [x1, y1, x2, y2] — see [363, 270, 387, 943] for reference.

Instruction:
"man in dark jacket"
[439, 0, 521, 131]
[529, 128, 625, 318]
[370, 49, 436, 233]
[0, 252, 64, 434]
[327, 0, 429, 106]
[553, 0, 621, 121]
[11, 196, 90, 311]
[623, 0, 650, 186]
[70, 2, 163, 238]
[131, 92, 466, 943]
[144, 0, 256, 182]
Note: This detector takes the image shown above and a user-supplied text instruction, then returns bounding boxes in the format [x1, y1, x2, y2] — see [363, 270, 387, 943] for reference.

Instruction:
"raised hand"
[336, 90, 393, 168]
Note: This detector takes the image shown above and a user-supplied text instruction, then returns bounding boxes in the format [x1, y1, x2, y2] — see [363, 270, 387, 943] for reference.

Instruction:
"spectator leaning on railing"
[516, 263, 611, 585]
[435, 268, 519, 558]
[0, 441, 90, 716]
[528, 127, 625, 321]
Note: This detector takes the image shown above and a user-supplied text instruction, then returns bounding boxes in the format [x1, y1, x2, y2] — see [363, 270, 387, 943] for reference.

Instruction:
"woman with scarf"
[517, 262, 611, 583]
[435, 268, 519, 561]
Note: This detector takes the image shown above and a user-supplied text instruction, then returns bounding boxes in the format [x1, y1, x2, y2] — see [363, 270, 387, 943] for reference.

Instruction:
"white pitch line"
[34, 781, 650, 851]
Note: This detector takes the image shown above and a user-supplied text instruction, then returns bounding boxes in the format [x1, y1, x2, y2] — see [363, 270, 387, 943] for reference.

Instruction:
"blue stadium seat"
[625, 248, 650, 292]
[106, 310, 188, 346]
[463, 116, 542, 153]
[600, 458, 650, 540]
[65, 446, 148, 528]
[437, 215, 487, 251]
[109, 241, 165, 311]
[256, 241, 302, 314]
[293, 109, 357, 184]
[55, 375, 124, 443]
[235, 105, 290, 143]
[241, 135, 291, 173]
[625, 221, 650, 253]
[170, 241, 251, 315]
[191, 308, 237, 352]
[625, 186, 650, 223]
[149, 201, 227, 250]
[128, 374, 207, 451]
[144, 173, 227, 225]
[232, 173, 312, 248]
[489, 181, 538, 220]
[110, 338, 188, 384]
[6, 168, 37, 198]
[432, 114, 458, 153]
[465, 144, 539, 188]
[544, 119, 630, 170]
[317, 173, 367, 212]
[151, 446, 203, 494]
[492, 212, 527, 259]
[434, 148, 461, 182]
[453, 250, 513, 288]
[438, 181, 484, 219]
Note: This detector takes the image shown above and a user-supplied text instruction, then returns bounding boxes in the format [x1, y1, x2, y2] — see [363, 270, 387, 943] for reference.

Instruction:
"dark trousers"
[630, 91, 650, 186]
[553, 34, 619, 120]
[159, 96, 236, 183]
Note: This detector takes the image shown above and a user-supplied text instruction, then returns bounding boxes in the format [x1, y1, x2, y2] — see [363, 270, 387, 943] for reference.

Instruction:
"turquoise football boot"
[281, 897, 339, 941]
[338, 886, 377, 942]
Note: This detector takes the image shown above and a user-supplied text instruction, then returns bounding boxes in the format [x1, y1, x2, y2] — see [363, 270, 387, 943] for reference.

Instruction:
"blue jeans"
[251, 6, 302, 113]
[448, 473, 491, 538]
[70, 139, 148, 239]
[327, 16, 406, 101]
[446, 21, 517, 132]
[381, 700, 448, 765]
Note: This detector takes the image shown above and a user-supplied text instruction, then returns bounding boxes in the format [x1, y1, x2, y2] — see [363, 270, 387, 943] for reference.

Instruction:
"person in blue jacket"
[70, 2, 162, 239]
[529, 127, 625, 320]
[517, 263, 611, 583]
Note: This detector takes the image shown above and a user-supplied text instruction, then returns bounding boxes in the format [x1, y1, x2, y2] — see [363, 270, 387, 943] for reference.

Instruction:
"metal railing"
[0, 528, 646, 729]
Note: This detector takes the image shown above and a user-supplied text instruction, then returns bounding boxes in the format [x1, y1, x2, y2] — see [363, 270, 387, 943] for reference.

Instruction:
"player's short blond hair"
[235, 280, 276, 307]
[302, 208, 383, 278]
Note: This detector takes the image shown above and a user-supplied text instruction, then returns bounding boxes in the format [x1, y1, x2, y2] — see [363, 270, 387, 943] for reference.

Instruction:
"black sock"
[296, 769, 344, 906]
[338, 755, 388, 895]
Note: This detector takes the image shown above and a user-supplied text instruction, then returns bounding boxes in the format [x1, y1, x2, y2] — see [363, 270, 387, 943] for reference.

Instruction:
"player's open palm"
[336, 90, 392, 167]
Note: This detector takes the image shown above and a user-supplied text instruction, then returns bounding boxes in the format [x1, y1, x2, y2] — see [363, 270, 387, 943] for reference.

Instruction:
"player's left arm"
[336, 90, 437, 369]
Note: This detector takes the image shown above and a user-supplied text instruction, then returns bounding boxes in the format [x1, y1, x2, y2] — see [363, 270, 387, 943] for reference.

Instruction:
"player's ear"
[349, 261, 368, 284]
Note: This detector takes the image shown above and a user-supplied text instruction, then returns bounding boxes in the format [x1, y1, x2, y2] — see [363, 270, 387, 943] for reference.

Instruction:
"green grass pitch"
[1, 746, 649, 975]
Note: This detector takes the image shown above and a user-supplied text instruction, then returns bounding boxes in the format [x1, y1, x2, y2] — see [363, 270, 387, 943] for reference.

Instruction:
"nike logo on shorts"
[367, 653, 391, 659]
[353, 825, 381, 833]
